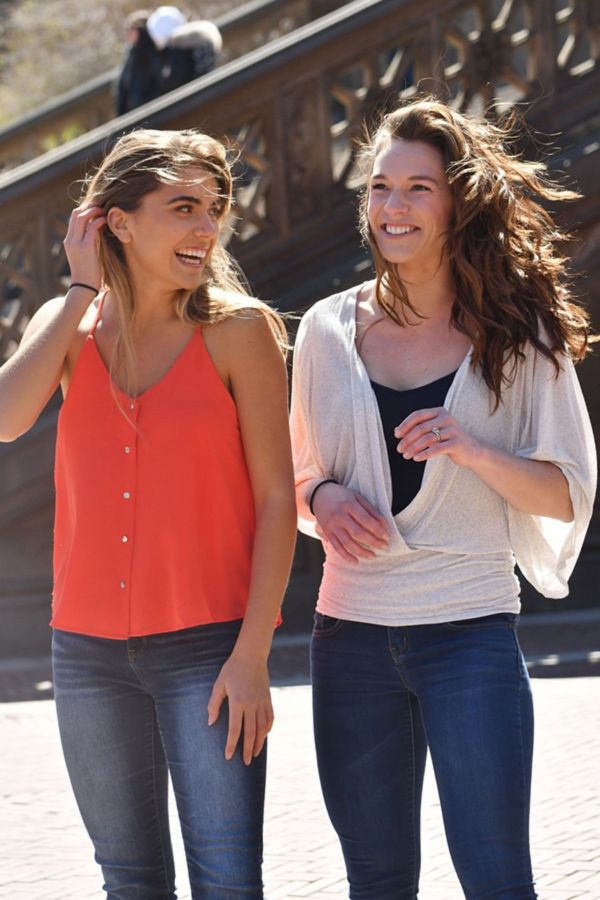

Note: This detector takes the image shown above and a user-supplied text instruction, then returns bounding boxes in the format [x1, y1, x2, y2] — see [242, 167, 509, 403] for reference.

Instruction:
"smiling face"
[367, 138, 454, 279]
[108, 166, 223, 296]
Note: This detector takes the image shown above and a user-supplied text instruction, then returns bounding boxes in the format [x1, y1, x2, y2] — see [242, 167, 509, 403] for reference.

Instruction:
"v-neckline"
[351, 284, 472, 391]
[89, 328, 200, 402]
[349, 285, 472, 391]
[347, 284, 472, 524]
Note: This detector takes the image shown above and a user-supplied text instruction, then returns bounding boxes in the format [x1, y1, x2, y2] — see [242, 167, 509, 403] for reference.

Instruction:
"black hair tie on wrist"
[68, 282, 99, 295]
[309, 479, 337, 515]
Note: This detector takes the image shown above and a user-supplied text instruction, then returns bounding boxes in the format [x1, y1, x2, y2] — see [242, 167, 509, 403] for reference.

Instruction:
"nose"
[384, 188, 410, 213]
[193, 212, 218, 236]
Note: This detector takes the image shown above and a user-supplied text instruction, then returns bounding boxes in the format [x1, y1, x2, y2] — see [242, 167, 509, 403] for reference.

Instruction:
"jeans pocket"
[312, 611, 343, 637]
[446, 612, 518, 631]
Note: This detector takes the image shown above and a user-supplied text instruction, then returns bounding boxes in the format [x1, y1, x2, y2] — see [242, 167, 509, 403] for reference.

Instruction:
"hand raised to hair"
[62, 205, 107, 292]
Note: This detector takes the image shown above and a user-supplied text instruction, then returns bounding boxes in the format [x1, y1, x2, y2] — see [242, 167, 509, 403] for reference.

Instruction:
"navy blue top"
[371, 371, 456, 515]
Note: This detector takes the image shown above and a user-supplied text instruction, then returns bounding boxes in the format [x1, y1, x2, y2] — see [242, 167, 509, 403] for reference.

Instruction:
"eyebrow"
[371, 174, 440, 185]
[166, 194, 201, 205]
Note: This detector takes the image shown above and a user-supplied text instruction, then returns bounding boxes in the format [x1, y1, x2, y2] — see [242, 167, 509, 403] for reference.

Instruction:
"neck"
[102, 285, 181, 337]
[132, 294, 180, 330]
[130, 261, 188, 329]
[381, 266, 456, 324]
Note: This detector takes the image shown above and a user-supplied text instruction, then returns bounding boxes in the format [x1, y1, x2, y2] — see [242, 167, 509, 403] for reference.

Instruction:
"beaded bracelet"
[68, 282, 99, 295]
[308, 479, 337, 515]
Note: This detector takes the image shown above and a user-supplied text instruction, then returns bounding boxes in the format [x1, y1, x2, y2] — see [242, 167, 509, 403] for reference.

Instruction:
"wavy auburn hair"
[82, 128, 286, 398]
[357, 98, 590, 404]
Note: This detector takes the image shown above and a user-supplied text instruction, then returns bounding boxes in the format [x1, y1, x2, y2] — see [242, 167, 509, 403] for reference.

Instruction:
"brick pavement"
[1, 674, 599, 899]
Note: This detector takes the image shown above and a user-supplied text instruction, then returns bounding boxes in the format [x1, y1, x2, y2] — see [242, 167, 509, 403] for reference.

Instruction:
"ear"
[106, 207, 132, 244]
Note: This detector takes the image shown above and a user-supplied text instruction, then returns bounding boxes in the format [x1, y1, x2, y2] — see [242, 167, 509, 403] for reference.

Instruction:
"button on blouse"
[51, 318, 256, 640]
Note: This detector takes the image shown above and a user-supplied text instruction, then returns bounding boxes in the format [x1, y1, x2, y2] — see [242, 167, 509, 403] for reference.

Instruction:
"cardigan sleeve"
[507, 346, 597, 598]
[290, 311, 328, 539]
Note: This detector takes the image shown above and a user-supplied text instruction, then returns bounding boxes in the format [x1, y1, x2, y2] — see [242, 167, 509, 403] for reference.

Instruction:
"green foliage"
[0, 0, 246, 126]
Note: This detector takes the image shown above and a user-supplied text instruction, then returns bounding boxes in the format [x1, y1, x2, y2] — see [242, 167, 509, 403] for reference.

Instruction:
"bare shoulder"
[204, 307, 286, 398]
[23, 295, 66, 337]
[21, 294, 95, 346]
[219, 307, 276, 341]
[205, 292, 283, 355]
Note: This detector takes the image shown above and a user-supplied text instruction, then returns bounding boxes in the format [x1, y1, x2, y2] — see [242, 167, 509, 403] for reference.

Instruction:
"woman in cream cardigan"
[291, 98, 596, 899]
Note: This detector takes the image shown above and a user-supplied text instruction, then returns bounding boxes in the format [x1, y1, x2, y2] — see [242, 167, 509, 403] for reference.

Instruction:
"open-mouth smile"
[175, 248, 209, 267]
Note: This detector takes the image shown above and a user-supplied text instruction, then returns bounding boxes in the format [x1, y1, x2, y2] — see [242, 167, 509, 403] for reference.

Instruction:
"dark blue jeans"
[311, 612, 536, 899]
[52, 621, 265, 899]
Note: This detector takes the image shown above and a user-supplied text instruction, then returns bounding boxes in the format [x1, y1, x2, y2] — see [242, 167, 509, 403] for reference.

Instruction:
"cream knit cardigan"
[290, 285, 597, 625]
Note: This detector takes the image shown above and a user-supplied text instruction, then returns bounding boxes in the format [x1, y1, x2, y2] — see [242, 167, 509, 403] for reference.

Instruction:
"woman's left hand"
[207, 653, 274, 765]
[394, 406, 481, 469]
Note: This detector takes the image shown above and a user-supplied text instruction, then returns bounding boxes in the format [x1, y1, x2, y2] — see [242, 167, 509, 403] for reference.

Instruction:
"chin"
[377, 250, 418, 268]
[175, 271, 207, 290]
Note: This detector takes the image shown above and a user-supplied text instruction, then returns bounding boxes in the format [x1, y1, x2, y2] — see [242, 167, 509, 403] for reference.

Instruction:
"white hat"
[147, 6, 187, 49]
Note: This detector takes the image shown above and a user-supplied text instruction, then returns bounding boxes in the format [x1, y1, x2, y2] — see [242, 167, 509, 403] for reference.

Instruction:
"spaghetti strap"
[89, 291, 107, 337]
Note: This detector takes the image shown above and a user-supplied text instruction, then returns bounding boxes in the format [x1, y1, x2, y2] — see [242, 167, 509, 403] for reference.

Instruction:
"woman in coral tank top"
[0, 129, 296, 898]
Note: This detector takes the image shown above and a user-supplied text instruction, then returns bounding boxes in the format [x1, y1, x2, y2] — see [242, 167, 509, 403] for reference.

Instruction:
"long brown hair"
[357, 98, 591, 404]
[82, 128, 286, 398]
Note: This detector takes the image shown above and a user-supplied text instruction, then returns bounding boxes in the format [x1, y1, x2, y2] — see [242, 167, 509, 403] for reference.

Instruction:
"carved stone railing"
[0, 0, 339, 172]
[0, 0, 598, 639]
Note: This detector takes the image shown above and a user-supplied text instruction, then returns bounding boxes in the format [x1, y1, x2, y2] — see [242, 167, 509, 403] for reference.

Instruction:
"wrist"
[309, 478, 337, 515]
[464, 438, 493, 473]
[67, 281, 100, 296]
[230, 640, 271, 667]
[233, 618, 275, 664]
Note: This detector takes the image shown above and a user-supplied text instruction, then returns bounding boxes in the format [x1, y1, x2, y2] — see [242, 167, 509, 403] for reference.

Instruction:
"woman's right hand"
[312, 482, 389, 563]
[0, 205, 106, 441]
[62, 205, 107, 292]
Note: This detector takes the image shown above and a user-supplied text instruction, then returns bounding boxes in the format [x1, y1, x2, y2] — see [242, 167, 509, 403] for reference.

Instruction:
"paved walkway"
[1, 671, 599, 899]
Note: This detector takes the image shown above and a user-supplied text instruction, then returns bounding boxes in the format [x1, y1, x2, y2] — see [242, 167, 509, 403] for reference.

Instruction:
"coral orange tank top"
[51, 301, 256, 638]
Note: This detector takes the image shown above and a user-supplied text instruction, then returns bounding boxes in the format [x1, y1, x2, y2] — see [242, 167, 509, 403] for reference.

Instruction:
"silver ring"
[431, 426, 442, 443]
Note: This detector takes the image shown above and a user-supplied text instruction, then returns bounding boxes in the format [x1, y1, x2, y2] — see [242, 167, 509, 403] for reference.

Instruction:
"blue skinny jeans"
[311, 612, 537, 899]
[52, 621, 265, 899]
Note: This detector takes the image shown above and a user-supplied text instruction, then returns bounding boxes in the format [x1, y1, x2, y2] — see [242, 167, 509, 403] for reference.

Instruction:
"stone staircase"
[0, 0, 598, 656]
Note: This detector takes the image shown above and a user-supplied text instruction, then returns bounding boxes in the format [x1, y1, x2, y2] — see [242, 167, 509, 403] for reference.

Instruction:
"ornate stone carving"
[441, 0, 534, 112]
[228, 117, 273, 244]
[282, 79, 326, 224]
[0, 223, 37, 360]
[328, 39, 419, 190]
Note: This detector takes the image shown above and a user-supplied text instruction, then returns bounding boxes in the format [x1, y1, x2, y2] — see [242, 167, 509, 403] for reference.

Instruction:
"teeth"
[385, 225, 416, 235]
[177, 248, 207, 259]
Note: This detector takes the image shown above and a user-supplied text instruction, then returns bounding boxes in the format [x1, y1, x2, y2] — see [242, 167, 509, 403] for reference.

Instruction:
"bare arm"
[206, 312, 297, 764]
[0, 206, 106, 441]
[395, 407, 574, 522]
[0, 291, 94, 440]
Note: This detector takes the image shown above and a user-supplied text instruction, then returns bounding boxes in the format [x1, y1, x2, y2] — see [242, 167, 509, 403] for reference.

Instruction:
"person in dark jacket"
[146, 5, 223, 95]
[115, 10, 164, 116]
